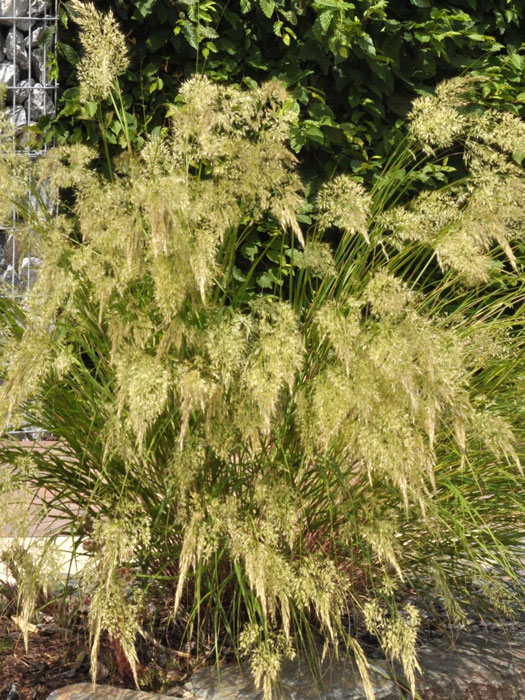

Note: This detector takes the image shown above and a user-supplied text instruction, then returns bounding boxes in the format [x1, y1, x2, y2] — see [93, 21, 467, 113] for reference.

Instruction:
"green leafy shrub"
[53, 0, 525, 180]
[0, 4, 524, 698]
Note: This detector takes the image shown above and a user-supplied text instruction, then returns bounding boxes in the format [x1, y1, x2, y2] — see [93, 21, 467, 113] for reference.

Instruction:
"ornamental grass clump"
[0, 4, 524, 698]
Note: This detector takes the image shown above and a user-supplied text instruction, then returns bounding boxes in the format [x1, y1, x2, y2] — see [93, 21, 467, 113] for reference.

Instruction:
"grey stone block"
[47, 686, 176, 700]
[5, 26, 29, 69]
[28, 81, 55, 118]
[185, 657, 399, 700]
[14, 76, 35, 103]
[31, 46, 47, 82]
[9, 102, 26, 128]
[1, 263, 20, 287]
[24, 22, 45, 47]
[0, 60, 19, 92]
[0, 0, 30, 26]
[29, 0, 49, 17]
[20, 255, 42, 287]
[0, 0, 50, 30]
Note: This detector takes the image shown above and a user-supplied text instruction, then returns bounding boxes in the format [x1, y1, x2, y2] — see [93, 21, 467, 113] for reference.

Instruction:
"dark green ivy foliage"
[53, 0, 525, 183]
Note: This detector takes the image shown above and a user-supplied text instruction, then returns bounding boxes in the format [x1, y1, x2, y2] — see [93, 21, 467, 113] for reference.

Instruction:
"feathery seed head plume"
[71, 0, 129, 104]
[408, 97, 466, 154]
[316, 174, 371, 243]
[407, 76, 475, 153]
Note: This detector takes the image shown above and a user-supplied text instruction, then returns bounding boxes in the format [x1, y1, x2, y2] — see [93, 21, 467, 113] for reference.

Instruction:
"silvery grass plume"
[0, 26, 523, 697]
[297, 271, 521, 508]
[0, 72, 307, 693]
[0, 459, 63, 651]
[316, 174, 371, 244]
[0, 114, 32, 222]
[379, 76, 525, 284]
[85, 517, 150, 689]
[70, 0, 129, 104]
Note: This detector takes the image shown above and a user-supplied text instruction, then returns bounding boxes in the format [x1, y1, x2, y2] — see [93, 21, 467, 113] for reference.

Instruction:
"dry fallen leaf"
[11, 616, 38, 634]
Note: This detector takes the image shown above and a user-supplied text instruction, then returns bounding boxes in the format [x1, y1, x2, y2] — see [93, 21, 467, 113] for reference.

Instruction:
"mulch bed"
[0, 618, 130, 700]
[1, 619, 90, 700]
[0, 613, 203, 700]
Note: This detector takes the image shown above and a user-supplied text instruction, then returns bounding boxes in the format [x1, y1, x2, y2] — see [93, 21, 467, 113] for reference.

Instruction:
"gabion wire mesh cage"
[0, 0, 58, 300]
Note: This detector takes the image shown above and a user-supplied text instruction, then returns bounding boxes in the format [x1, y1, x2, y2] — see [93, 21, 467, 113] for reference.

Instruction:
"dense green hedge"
[53, 0, 525, 181]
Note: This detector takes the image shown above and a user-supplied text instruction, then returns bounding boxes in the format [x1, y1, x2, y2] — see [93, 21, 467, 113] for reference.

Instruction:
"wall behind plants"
[53, 0, 525, 181]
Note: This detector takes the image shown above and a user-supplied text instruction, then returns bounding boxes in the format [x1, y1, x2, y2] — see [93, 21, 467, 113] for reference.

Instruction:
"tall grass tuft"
[0, 4, 524, 698]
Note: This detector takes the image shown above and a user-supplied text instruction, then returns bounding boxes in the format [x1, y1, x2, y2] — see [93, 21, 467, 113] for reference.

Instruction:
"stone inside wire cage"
[0, 0, 58, 298]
